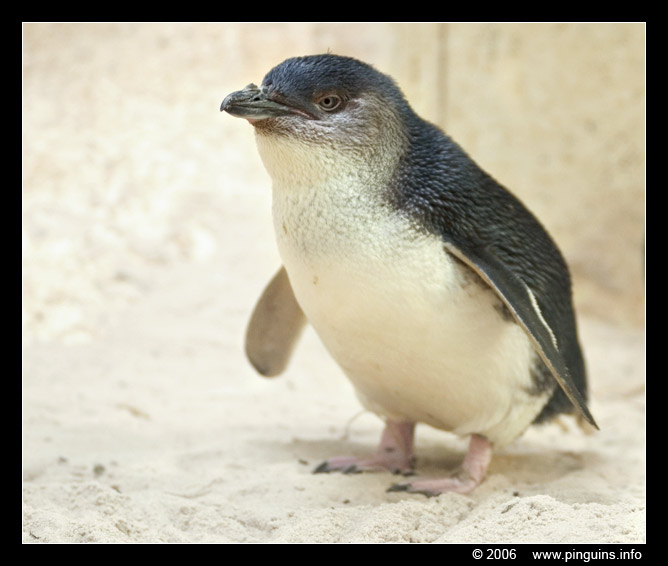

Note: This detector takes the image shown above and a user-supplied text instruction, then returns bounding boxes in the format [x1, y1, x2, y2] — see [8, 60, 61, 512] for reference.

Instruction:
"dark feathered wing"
[443, 241, 597, 428]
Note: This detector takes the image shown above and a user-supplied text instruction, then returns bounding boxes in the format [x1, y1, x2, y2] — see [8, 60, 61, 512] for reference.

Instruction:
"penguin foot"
[314, 420, 416, 476]
[387, 434, 492, 496]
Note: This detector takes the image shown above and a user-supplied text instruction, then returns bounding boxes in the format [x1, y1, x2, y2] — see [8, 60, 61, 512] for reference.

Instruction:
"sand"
[22, 23, 645, 544]
[22, 206, 645, 543]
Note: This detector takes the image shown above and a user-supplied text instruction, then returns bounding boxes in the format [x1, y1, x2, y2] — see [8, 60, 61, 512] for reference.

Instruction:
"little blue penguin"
[221, 54, 597, 496]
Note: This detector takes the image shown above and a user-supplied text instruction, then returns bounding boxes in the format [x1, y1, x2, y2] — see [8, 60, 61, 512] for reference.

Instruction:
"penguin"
[221, 54, 597, 495]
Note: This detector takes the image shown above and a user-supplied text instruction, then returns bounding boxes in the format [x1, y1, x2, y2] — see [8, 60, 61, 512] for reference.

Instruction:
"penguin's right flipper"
[245, 266, 307, 377]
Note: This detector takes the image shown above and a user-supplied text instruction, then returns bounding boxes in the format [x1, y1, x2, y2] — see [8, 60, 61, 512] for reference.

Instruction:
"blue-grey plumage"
[222, 54, 596, 495]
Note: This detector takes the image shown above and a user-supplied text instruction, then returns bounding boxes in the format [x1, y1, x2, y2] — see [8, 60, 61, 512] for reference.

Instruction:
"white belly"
[271, 177, 549, 448]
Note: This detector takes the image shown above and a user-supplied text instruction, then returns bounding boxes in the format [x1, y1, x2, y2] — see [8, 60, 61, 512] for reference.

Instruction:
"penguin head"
[221, 54, 412, 149]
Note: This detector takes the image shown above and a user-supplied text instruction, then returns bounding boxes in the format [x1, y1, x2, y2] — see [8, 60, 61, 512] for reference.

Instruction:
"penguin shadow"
[484, 446, 600, 484]
[411, 441, 598, 487]
[264, 435, 604, 495]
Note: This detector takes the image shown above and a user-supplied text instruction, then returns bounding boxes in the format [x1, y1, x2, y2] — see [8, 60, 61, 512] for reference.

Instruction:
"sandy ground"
[22, 23, 645, 544]
[22, 206, 645, 544]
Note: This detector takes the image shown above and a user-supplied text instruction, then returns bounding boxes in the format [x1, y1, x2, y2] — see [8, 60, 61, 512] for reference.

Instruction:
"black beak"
[221, 83, 309, 121]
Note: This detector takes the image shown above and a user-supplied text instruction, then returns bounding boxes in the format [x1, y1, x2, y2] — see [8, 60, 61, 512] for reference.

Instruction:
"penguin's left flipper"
[443, 241, 598, 430]
[245, 266, 307, 377]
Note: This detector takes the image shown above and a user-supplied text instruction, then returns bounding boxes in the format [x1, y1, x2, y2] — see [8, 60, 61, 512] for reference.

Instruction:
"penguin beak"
[221, 83, 314, 122]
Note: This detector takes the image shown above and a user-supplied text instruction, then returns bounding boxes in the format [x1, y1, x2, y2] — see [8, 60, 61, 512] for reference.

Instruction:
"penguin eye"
[317, 94, 342, 112]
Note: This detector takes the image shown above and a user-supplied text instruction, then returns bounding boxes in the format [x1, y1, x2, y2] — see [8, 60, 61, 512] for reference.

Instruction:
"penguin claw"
[343, 465, 361, 474]
[312, 461, 363, 474]
[386, 483, 409, 492]
[393, 468, 416, 476]
[313, 461, 331, 474]
[386, 483, 439, 497]
[312, 457, 413, 475]
[386, 475, 480, 496]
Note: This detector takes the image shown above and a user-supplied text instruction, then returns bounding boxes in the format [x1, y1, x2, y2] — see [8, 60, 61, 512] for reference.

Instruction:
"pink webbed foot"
[314, 421, 416, 476]
[388, 434, 493, 497]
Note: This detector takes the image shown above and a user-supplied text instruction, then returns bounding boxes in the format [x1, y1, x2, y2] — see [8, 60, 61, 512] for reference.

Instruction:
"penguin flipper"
[443, 241, 598, 429]
[245, 266, 307, 377]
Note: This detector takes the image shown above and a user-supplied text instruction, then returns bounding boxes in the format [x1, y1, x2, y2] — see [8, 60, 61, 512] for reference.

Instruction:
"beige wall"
[22, 23, 644, 343]
[443, 24, 645, 328]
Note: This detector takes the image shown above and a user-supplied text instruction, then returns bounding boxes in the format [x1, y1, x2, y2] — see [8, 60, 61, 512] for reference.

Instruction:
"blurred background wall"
[22, 23, 645, 344]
